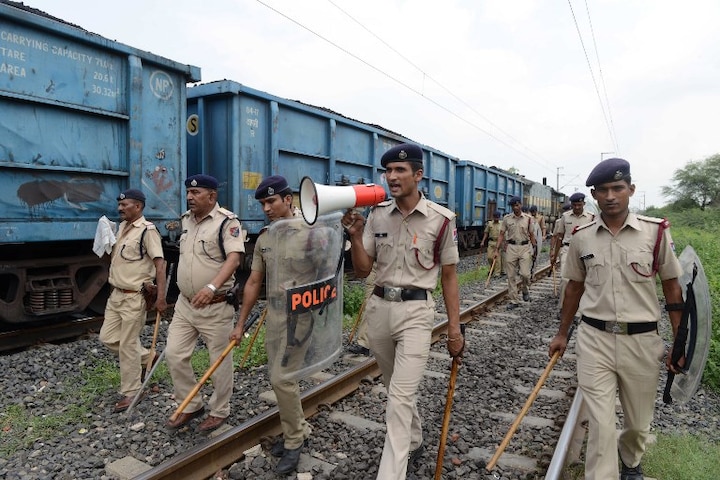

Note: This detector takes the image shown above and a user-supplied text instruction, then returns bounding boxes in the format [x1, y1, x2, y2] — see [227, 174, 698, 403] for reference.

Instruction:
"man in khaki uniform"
[230, 175, 315, 475]
[343, 143, 464, 480]
[100, 188, 167, 412]
[480, 211, 504, 277]
[529, 205, 546, 254]
[551, 192, 595, 303]
[549, 158, 684, 480]
[494, 196, 536, 309]
[550, 192, 594, 272]
[165, 174, 244, 432]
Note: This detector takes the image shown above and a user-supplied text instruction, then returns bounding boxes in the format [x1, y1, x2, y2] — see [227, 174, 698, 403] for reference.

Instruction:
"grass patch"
[645, 433, 720, 480]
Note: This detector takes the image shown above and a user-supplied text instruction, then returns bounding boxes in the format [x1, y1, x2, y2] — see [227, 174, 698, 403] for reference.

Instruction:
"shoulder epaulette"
[181, 209, 191, 218]
[141, 220, 157, 230]
[217, 207, 237, 219]
[376, 199, 393, 207]
[572, 221, 597, 235]
[427, 202, 455, 220]
[636, 214, 666, 225]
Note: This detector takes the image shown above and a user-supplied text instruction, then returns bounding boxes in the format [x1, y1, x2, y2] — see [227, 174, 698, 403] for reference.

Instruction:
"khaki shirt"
[362, 194, 459, 291]
[485, 221, 501, 242]
[500, 212, 533, 243]
[555, 210, 594, 245]
[177, 203, 245, 298]
[109, 216, 163, 291]
[564, 213, 682, 322]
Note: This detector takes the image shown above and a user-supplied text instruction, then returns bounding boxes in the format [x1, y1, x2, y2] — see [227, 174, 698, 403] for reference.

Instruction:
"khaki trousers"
[365, 294, 433, 480]
[100, 289, 153, 397]
[576, 323, 664, 479]
[265, 312, 312, 449]
[166, 295, 234, 418]
[504, 244, 532, 302]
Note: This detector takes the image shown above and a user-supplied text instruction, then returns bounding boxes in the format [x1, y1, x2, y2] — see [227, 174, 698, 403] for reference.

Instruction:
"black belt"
[507, 240, 529, 245]
[562, 242, 570, 246]
[582, 316, 657, 335]
[373, 285, 427, 302]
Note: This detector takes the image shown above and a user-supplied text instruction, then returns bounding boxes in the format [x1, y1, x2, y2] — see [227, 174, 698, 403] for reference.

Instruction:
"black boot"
[620, 461, 644, 480]
[275, 443, 303, 475]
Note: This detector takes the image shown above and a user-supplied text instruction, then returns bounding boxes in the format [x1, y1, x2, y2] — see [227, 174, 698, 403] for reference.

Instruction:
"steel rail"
[134, 263, 556, 480]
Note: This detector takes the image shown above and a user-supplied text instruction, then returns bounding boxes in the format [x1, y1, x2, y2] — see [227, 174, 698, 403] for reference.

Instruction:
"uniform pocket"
[585, 255, 606, 286]
[627, 251, 654, 282]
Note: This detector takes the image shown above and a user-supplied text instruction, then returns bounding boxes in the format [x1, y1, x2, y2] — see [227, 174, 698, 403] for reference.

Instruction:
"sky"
[18, 0, 720, 209]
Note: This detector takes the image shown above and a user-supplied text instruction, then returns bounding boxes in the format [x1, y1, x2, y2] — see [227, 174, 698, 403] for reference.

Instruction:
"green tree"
[662, 154, 720, 210]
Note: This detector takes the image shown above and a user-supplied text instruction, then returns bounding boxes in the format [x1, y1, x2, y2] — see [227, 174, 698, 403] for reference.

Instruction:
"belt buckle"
[607, 321, 627, 334]
[384, 286, 403, 302]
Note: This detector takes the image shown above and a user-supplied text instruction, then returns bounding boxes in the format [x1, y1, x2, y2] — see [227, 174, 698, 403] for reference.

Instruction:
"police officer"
[549, 202, 572, 261]
[343, 143, 464, 480]
[165, 174, 245, 432]
[494, 196, 536, 308]
[229, 175, 314, 475]
[529, 205, 546, 254]
[480, 211, 504, 277]
[551, 192, 595, 303]
[100, 189, 167, 412]
[550, 192, 594, 271]
[548, 158, 684, 480]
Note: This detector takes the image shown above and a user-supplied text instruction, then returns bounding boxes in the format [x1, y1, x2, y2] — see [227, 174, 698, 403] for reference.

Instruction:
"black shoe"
[275, 443, 303, 475]
[620, 461, 644, 480]
[348, 344, 370, 356]
[522, 291, 530, 302]
[271, 438, 308, 458]
[270, 440, 285, 457]
[408, 443, 424, 465]
[507, 303, 519, 310]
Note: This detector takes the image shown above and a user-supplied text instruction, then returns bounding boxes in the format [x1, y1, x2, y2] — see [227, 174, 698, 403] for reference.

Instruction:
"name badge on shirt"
[580, 253, 594, 261]
[375, 233, 388, 238]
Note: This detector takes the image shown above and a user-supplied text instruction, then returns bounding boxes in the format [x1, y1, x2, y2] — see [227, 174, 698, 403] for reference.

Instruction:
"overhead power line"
[567, 0, 619, 152]
[255, 0, 556, 172]
[325, 0, 554, 170]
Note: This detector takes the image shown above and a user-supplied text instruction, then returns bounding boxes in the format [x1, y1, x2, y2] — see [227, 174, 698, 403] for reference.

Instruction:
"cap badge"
[613, 170, 623, 180]
[399, 150, 407, 160]
[268, 187, 275, 195]
[191, 179, 198, 186]
[119, 193, 126, 199]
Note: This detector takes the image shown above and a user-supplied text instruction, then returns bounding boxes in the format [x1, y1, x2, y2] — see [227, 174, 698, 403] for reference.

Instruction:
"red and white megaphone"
[299, 176, 387, 225]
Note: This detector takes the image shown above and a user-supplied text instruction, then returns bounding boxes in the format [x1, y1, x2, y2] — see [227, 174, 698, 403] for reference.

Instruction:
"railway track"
[0, 315, 104, 353]
[130, 264, 578, 480]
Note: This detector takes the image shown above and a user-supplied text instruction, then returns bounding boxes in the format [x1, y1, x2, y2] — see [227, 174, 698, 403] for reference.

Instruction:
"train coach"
[0, 1, 200, 324]
[186, 80, 523, 264]
[1, 2, 527, 328]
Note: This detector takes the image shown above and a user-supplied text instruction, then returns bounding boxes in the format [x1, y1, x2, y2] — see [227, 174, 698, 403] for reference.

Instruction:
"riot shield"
[670, 246, 711, 404]
[264, 212, 344, 382]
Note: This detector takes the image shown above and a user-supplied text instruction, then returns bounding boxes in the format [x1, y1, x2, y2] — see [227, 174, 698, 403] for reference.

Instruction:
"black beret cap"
[529, 205, 538, 212]
[569, 192, 585, 202]
[562, 202, 572, 211]
[509, 196, 522, 205]
[255, 175, 291, 199]
[381, 143, 424, 168]
[185, 174, 219, 190]
[117, 188, 145, 203]
[493, 211, 501, 218]
[585, 157, 631, 187]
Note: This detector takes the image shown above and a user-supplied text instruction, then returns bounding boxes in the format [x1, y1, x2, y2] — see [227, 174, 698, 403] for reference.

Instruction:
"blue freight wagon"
[0, 1, 201, 323]
[454, 160, 523, 251]
[186, 80, 458, 263]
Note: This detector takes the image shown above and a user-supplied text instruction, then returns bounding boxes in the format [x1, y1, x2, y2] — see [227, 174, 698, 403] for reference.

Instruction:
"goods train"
[0, 1, 564, 325]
